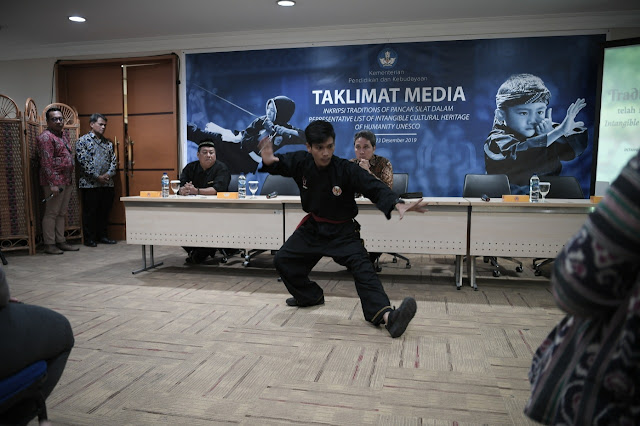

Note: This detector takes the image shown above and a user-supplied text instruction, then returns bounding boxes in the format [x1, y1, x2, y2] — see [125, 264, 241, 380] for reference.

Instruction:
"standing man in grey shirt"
[76, 113, 117, 247]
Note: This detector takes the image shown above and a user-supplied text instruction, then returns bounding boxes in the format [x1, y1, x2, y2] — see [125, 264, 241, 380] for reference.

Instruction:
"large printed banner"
[186, 34, 604, 196]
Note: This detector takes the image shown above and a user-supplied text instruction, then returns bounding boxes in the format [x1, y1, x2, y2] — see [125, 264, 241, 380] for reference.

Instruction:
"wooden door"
[124, 62, 179, 196]
[56, 56, 178, 240]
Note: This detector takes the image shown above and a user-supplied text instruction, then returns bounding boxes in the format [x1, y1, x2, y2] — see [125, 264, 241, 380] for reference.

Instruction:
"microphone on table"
[42, 187, 64, 203]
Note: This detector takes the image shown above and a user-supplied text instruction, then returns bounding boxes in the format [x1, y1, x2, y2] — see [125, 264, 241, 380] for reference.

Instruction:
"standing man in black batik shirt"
[76, 113, 117, 247]
[178, 139, 231, 263]
[259, 120, 428, 338]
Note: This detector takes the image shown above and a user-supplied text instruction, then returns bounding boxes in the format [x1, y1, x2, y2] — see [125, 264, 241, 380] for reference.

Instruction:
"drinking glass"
[170, 180, 181, 197]
[539, 182, 551, 202]
[248, 180, 259, 199]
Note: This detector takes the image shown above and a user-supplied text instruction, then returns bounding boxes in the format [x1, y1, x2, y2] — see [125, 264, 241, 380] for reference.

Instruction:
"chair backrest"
[391, 173, 409, 194]
[228, 174, 239, 192]
[463, 174, 511, 198]
[542, 175, 585, 199]
[260, 174, 300, 196]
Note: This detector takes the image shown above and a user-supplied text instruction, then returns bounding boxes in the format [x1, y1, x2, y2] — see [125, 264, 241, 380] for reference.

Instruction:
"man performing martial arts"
[259, 120, 428, 338]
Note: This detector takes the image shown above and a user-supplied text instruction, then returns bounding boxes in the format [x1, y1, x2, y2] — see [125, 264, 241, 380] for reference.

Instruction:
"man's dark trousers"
[81, 187, 114, 242]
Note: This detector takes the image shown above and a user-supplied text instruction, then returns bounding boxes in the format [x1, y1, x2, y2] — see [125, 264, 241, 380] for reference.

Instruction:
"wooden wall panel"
[56, 57, 178, 241]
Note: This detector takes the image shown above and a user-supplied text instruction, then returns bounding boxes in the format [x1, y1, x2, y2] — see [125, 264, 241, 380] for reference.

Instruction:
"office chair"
[373, 173, 411, 271]
[260, 174, 300, 196]
[0, 361, 48, 424]
[541, 175, 585, 199]
[391, 173, 409, 198]
[228, 174, 239, 192]
[463, 173, 523, 277]
[243, 175, 300, 266]
[533, 175, 584, 275]
[463, 173, 511, 198]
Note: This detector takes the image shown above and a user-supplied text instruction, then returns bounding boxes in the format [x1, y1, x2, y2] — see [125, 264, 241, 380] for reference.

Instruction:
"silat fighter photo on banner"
[186, 34, 604, 196]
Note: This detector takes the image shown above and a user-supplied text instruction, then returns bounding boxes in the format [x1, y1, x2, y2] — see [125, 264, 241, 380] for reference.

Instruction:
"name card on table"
[140, 191, 161, 197]
[502, 195, 530, 202]
[217, 192, 239, 199]
[590, 196, 603, 203]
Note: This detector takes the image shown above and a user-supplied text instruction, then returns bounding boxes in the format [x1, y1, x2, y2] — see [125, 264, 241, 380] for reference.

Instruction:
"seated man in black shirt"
[179, 140, 231, 263]
[259, 120, 428, 338]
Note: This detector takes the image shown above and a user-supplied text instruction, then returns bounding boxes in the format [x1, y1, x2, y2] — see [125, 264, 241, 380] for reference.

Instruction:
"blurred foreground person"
[0, 267, 75, 425]
[526, 151, 640, 424]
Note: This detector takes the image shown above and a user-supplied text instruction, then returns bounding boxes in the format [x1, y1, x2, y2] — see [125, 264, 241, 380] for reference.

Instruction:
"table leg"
[454, 255, 463, 289]
[132, 245, 164, 274]
[468, 255, 477, 290]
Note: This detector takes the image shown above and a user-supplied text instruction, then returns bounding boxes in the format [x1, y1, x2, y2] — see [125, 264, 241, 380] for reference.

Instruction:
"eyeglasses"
[49, 117, 64, 123]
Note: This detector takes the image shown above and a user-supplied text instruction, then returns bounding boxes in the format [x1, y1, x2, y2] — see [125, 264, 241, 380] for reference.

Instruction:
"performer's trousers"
[42, 184, 73, 245]
[274, 218, 392, 325]
[81, 187, 114, 242]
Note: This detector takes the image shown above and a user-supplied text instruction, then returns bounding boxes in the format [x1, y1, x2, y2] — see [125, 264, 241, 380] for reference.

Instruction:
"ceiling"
[1, 0, 639, 60]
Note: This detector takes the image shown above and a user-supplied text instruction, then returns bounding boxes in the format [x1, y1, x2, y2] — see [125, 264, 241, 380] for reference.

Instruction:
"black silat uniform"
[261, 150, 399, 324]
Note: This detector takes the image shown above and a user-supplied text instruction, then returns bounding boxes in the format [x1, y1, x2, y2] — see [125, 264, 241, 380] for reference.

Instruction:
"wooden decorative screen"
[0, 95, 32, 254]
[24, 98, 42, 251]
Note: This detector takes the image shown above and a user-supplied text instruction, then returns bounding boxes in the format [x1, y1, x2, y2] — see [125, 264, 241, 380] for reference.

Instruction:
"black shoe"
[222, 248, 240, 256]
[99, 237, 117, 244]
[57, 242, 79, 251]
[386, 297, 417, 338]
[286, 296, 325, 307]
[44, 244, 63, 255]
[186, 249, 208, 264]
[84, 240, 97, 247]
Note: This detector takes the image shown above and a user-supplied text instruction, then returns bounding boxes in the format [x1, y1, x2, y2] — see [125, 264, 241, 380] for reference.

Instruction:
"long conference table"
[121, 195, 596, 289]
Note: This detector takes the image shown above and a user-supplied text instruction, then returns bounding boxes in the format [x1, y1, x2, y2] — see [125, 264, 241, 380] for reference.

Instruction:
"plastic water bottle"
[529, 173, 540, 203]
[238, 172, 246, 199]
[161, 172, 170, 198]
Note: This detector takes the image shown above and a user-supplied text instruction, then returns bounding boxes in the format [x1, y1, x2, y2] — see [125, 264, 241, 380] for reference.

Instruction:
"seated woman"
[350, 130, 393, 265]
[0, 266, 75, 426]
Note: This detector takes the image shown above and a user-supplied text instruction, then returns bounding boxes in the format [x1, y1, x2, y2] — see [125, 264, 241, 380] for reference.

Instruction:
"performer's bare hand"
[358, 159, 371, 172]
[396, 198, 429, 220]
[258, 136, 279, 165]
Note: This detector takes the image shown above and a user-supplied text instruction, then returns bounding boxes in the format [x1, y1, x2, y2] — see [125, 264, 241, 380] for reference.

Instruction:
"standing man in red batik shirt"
[37, 107, 79, 255]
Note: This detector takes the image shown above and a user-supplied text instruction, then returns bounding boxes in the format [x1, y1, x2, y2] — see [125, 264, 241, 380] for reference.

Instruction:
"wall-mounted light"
[68, 16, 86, 23]
[277, 1, 296, 6]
